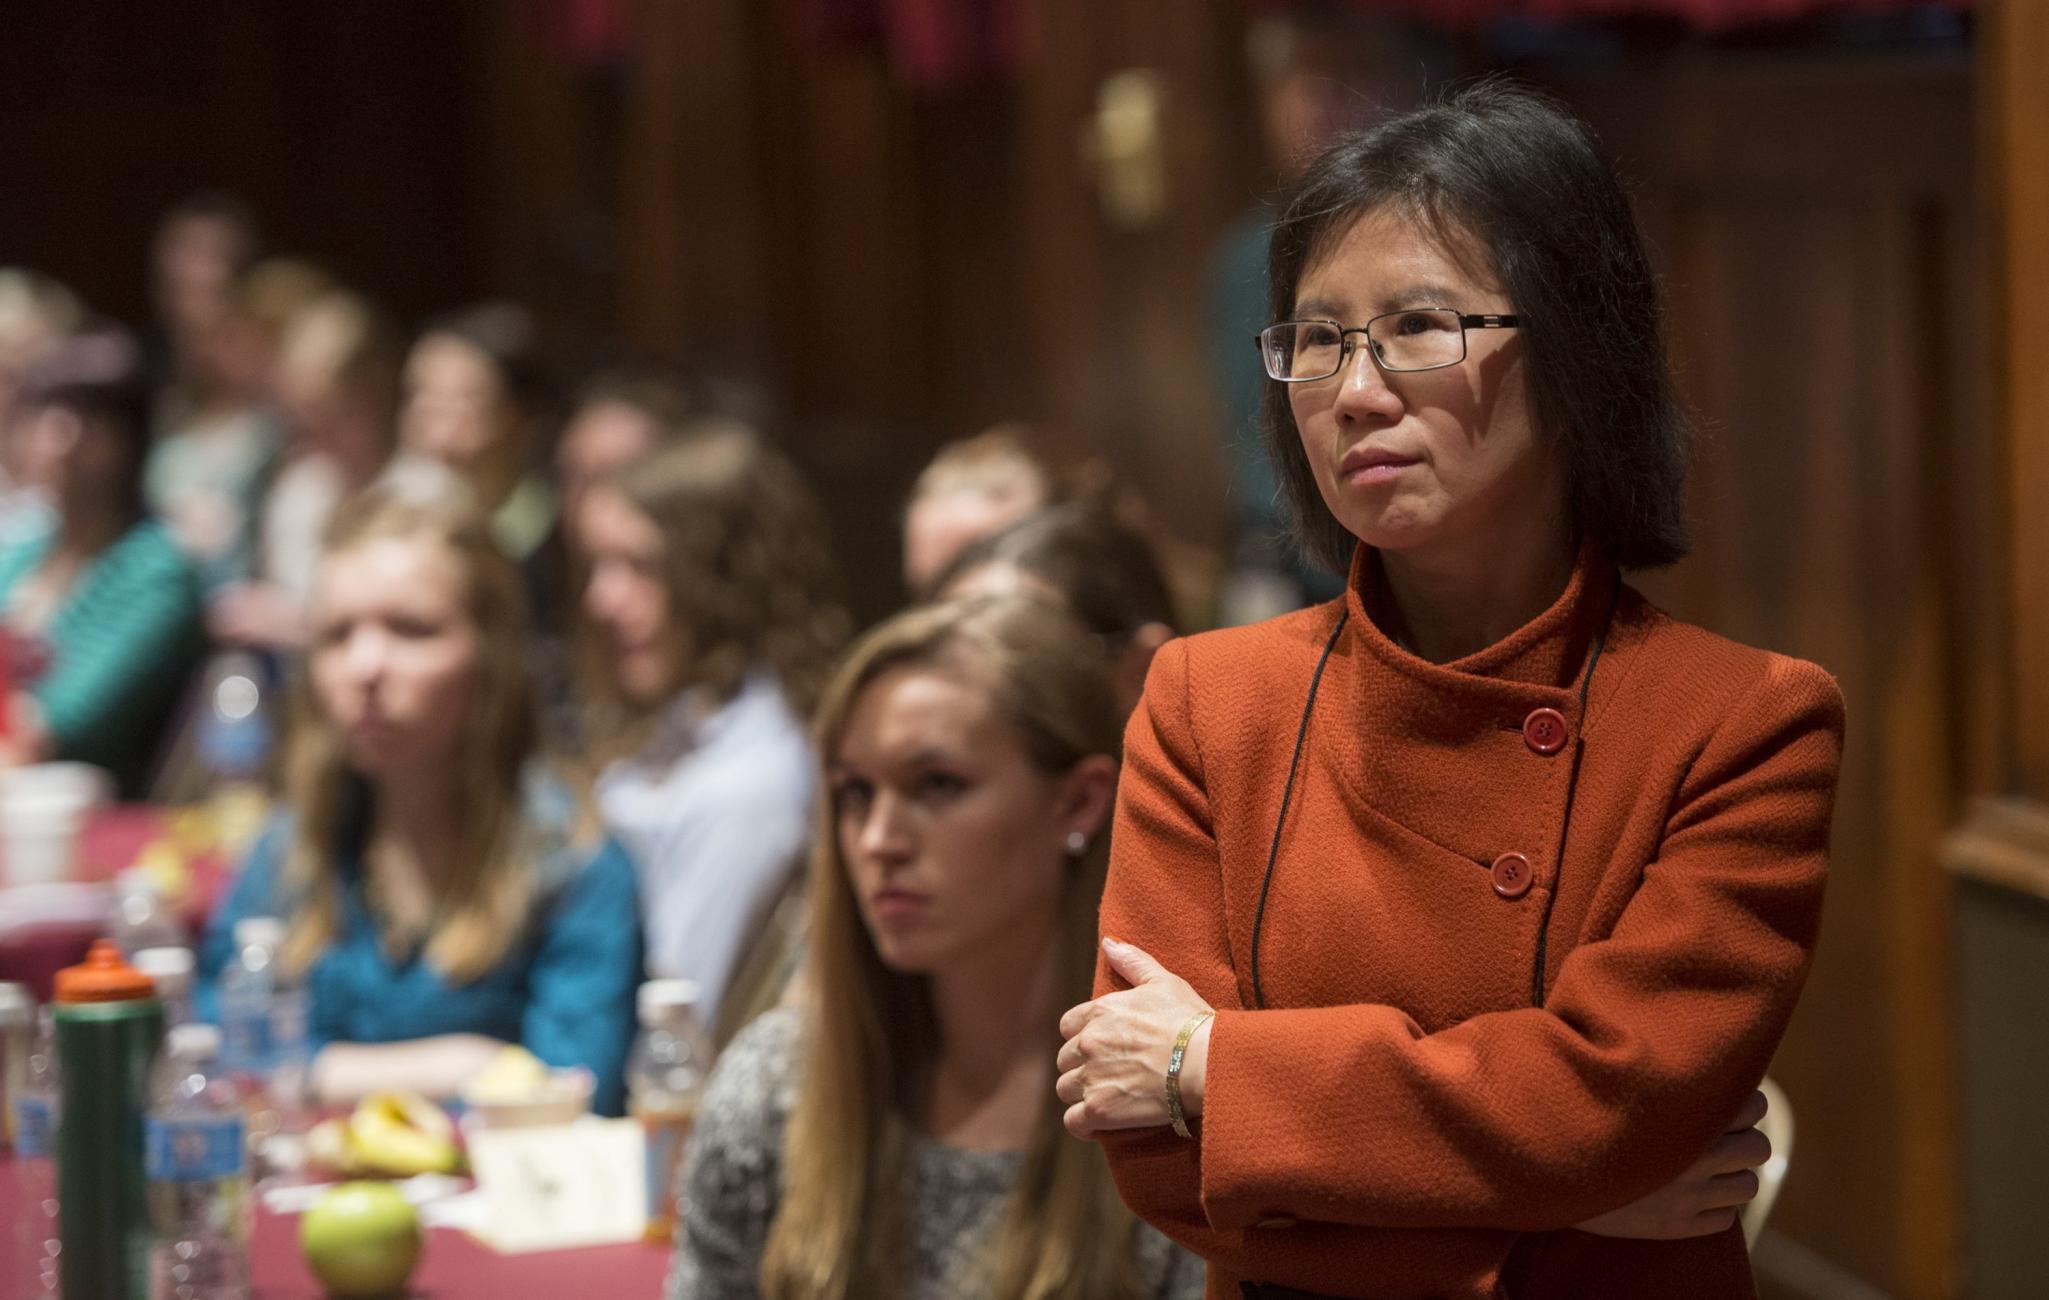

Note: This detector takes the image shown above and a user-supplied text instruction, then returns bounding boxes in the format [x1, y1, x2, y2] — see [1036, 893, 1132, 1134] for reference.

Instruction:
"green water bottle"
[54, 938, 166, 1300]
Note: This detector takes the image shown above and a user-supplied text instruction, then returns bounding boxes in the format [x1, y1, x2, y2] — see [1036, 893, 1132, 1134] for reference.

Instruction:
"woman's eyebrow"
[1378, 283, 1464, 310]
[1293, 285, 1467, 320]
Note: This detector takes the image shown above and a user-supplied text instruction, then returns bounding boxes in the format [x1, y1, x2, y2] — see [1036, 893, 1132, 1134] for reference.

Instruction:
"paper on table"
[466, 1115, 647, 1253]
[261, 1173, 467, 1215]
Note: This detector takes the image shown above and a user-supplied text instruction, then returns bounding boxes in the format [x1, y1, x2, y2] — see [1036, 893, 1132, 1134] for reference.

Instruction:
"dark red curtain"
[1242, 0, 1969, 31]
[792, 0, 1028, 90]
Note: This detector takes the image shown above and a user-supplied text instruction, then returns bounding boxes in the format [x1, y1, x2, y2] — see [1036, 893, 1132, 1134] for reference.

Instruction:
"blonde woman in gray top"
[670, 596, 1204, 1300]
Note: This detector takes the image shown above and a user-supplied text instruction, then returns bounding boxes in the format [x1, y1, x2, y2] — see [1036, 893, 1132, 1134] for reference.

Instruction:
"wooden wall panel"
[1988, 0, 2049, 800]
[1569, 54, 1978, 1300]
[0, 1, 482, 331]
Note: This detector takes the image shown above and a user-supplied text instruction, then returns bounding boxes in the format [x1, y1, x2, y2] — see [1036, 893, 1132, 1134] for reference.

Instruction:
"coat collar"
[1335, 538, 1617, 737]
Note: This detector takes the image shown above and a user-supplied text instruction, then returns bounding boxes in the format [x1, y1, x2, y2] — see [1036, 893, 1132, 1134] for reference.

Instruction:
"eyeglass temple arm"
[1252, 314, 1519, 347]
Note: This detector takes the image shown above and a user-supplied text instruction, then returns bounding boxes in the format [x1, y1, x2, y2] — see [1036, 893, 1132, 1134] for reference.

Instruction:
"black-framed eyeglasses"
[1255, 310, 1521, 381]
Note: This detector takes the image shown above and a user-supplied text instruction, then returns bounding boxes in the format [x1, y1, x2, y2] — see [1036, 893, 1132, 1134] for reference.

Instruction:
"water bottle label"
[645, 1122, 681, 1217]
[146, 1113, 245, 1182]
[11, 1094, 55, 1157]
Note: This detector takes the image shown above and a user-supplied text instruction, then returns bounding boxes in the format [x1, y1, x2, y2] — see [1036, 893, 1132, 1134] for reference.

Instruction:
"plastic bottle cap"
[166, 1022, 221, 1059]
[0, 980, 32, 1026]
[234, 917, 287, 950]
[638, 978, 701, 1024]
[54, 939, 157, 1003]
[133, 946, 195, 988]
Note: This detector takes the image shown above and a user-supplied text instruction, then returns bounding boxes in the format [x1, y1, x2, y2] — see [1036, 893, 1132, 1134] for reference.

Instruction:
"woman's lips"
[869, 889, 930, 922]
[1340, 447, 1421, 486]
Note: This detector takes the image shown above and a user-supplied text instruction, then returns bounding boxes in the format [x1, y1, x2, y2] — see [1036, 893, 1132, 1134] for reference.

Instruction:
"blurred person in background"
[670, 595, 1202, 1300]
[392, 302, 559, 591]
[541, 360, 699, 749]
[935, 502, 1177, 717]
[0, 268, 87, 545]
[0, 330, 204, 792]
[577, 421, 847, 1030]
[900, 425, 1053, 599]
[197, 482, 642, 1113]
[150, 191, 261, 388]
[148, 257, 333, 591]
[1209, 13, 1436, 623]
[555, 361, 702, 547]
[209, 289, 403, 652]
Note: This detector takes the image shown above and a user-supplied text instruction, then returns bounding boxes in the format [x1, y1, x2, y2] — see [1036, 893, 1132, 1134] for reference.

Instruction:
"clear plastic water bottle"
[217, 918, 279, 1082]
[113, 867, 188, 958]
[145, 1023, 248, 1300]
[195, 652, 271, 785]
[195, 651, 273, 860]
[135, 947, 198, 1028]
[216, 917, 309, 1178]
[627, 979, 714, 1242]
[10, 1006, 60, 1299]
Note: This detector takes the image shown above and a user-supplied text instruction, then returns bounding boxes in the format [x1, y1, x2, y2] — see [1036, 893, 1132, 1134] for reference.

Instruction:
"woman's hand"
[1575, 1089, 1772, 1239]
[1056, 937, 1212, 1139]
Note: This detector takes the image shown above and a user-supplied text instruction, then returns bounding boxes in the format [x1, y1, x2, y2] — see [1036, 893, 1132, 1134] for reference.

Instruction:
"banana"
[343, 1092, 460, 1177]
[305, 1117, 362, 1176]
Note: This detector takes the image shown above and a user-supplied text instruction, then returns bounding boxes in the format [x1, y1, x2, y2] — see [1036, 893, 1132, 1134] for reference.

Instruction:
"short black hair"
[1261, 78, 1692, 573]
[18, 328, 152, 526]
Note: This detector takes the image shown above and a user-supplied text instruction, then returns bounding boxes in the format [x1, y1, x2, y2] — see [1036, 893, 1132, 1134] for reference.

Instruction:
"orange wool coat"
[1094, 547, 1844, 1300]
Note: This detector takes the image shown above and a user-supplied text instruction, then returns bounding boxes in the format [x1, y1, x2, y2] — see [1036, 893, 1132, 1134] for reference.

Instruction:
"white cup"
[0, 762, 113, 886]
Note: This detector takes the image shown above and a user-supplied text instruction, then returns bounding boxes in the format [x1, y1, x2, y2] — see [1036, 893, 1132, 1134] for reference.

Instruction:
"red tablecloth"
[0, 805, 227, 1000]
[0, 1153, 674, 1298]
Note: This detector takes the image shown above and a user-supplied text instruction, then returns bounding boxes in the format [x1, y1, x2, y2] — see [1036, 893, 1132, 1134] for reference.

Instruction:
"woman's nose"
[341, 625, 388, 682]
[1332, 340, 1404, 423]
[584, 565, 619, 622]
[858, 791, 914, 861]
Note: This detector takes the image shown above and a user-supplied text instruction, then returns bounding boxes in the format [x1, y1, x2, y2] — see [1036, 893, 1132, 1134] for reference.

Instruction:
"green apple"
[299, 1181, 424, 1298]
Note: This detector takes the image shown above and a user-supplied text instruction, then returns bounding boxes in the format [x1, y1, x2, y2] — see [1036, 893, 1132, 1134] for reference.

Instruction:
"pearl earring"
[1065, 831, 1088, 857]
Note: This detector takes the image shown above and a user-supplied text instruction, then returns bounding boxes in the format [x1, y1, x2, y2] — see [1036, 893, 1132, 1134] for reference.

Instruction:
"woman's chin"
[1343, 518, 1441, 555]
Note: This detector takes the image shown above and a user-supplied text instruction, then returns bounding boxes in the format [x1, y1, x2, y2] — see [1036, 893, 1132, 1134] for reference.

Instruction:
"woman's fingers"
[1728, 1088, 1768, 1133]
[1054, 1066, 1086, 1106]
[1699, 1169, 1762, 1210]
[1101, 936, 1170, 985]
[1057, 999, 1094, 1040]
[1702, 1124, 1772, 1176]
[1689, 1207, 1741, 1237]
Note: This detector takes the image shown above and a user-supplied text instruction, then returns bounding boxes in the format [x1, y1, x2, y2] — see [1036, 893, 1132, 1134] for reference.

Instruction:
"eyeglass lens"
[1264, 310, 1466, 379]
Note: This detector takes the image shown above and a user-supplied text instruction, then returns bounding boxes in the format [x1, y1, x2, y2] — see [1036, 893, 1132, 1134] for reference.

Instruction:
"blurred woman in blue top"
[199, 479, 642, 1113]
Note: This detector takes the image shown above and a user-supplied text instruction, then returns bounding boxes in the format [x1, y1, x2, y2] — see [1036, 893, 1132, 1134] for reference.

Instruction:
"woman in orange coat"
[1054, 82, 1843, 1299]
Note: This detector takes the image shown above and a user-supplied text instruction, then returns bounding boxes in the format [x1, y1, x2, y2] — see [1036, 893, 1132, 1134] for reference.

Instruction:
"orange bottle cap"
[54, 939, 157, 1003]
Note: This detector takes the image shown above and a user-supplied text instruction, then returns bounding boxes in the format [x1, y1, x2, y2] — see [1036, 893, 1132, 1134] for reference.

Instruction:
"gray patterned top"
[666, 1007, 1208, 1300]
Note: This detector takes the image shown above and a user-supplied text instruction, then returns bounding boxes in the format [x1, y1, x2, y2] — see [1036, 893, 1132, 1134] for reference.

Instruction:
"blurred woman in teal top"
[0, 329, 203, 793]
[197, 480, 641, 1113]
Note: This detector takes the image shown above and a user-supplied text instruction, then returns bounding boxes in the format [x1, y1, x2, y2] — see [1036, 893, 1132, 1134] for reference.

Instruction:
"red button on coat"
[1522, 707, 1569, 755]
[1491, 852, 1533, 900]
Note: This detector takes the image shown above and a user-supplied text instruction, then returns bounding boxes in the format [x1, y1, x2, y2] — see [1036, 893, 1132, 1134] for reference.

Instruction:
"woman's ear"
[1114, 622, 1174, 715]
[1057, 753, 1120, 846]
